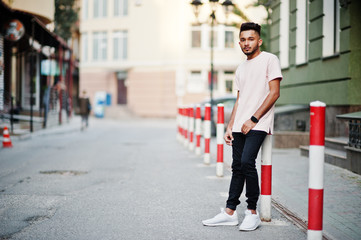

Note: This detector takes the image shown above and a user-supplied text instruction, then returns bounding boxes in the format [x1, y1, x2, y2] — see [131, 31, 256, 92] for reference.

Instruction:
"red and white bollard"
[183, 107, 189, 147]
[308, 101, 326, 240]
[195, 105, 202, 156]
[188, 106, 195, 151]
[180, 107, 185, 143]
[216, 104, 224, 177]
[177, 107, 182, 142]
[260, 134, 272, 222]
[203, 104, 211, 165]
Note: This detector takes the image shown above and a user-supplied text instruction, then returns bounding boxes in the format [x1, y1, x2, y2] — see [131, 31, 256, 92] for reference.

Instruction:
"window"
[94, 0, 107, 18]
[225, 30, 234, 48]
[82, 0, 89, 20]
[114, 0, 128, 17]
[81, 33, 88, 62]
[279, 0, 289, 68]
[224, 71, 234, 93]
[322, 0, 340, 57]
[191, 25, 236, 50]
[113, 31, 128, 60]
[225, 80, 233, 93]
[296, 0, 307, 64]
[191, 27, 201, 48]
[93, 32, 107, 61]
[187, 71, 204, 93]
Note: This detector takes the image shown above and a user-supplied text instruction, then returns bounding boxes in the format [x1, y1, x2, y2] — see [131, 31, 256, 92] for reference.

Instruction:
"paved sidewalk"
[271, 148, 361, 240]
[203, 137, 361, 240]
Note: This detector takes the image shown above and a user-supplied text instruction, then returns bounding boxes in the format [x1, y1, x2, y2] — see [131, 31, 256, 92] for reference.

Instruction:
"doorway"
[116, 71, 127, 105]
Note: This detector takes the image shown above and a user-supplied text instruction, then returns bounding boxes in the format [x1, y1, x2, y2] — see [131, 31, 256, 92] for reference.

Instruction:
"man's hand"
[241, 119, 256, 135]
[224, 128, 234, 146]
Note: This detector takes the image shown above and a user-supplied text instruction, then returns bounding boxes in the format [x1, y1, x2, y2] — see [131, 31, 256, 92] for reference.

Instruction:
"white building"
[79, 0, 266, 117]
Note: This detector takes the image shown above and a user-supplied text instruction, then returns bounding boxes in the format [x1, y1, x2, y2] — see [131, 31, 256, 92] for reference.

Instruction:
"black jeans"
[226, 130, 267, 211]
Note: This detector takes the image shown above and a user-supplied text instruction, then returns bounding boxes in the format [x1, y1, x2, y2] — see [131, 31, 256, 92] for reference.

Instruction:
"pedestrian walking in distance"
[79, 90, 91, 131]
[202, 22, 282, 231]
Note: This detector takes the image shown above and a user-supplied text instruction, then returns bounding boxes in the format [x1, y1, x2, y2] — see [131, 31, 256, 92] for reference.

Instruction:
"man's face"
[239, 30, 262, 56]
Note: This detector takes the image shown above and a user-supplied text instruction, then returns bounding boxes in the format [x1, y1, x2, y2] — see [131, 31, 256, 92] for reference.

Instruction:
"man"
[79, 90, 91, 130]
[202, 22, 282, 231]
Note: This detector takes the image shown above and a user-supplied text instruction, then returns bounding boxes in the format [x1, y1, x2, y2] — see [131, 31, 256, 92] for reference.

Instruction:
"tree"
[54, 0, 79, 41]
[231, 0, 272, 51]
[249, 0, 272, 51]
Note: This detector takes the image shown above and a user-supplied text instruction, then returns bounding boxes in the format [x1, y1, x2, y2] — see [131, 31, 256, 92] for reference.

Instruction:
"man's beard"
[243, 45, 259, 56]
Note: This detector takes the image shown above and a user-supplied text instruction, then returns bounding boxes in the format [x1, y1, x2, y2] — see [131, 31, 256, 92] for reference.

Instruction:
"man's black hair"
[240, 22, 261, 36]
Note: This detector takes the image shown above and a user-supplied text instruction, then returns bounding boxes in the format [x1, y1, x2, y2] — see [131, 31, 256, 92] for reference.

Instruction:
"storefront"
[0, 1, 75, 132]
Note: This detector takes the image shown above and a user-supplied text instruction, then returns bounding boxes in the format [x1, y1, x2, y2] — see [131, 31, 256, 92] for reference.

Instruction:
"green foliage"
[231, 0, 271, 51]
[54, 0, 79, 41]
[260, 24, 268, 51]
[232, 5, 249, 22]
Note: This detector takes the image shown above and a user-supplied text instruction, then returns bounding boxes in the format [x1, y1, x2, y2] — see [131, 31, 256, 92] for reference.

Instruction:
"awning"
[0, 1, 69, 49]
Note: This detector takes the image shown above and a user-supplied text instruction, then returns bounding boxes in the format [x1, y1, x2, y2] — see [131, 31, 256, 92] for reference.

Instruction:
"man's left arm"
[241, 78, 281, 134]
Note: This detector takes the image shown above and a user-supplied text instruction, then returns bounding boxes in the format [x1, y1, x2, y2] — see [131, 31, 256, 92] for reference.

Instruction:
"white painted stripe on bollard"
[307, 230, 323, 240]
[216, 162, 223, 177]
[260, 195, 271, 221]
[308, 145, 325, 189]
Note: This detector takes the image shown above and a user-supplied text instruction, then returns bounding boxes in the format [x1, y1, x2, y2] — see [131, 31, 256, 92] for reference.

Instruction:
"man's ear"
[258, 38, 263, 47]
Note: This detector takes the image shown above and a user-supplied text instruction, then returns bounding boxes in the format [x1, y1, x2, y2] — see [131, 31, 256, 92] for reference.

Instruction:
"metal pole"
[58, 46, 63, 125]
[30, 20, 35, 132]
[210, 11, 215, 124]
[10, 95, 14, 133]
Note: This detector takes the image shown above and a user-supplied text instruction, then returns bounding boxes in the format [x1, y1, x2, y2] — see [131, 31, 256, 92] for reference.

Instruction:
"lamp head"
[190, 0, 203, 18]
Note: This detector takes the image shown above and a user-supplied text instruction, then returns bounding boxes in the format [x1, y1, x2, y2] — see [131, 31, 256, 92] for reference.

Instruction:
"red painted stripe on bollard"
[205, 138, 210, 153]
[196, 135, 201, 147]
[310, 106, 325, 146]
[217, 105, 224, 124]
[196, 106, 201, 119]
[217, 144, 223, 163]
[189, 107, 194, 143]
[205, 105, 211, 121]
[308, 188, 324, 230]
[261, 165, 272, 195]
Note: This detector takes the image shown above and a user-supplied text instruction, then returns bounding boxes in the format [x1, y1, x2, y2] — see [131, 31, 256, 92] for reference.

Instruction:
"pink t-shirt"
[232, 51, 282, 134]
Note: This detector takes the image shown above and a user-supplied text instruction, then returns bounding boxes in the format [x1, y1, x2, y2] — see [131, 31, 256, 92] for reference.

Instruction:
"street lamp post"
[190, 0, 234, 122]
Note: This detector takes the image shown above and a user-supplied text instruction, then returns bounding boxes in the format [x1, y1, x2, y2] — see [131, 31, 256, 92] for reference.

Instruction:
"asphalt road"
[0, 117, 306, 240]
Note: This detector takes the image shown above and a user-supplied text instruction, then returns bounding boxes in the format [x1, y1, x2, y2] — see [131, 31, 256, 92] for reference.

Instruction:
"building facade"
[0, 0, 76, 132]
[270, 0, 361, 136]
[79, 0, 257, 117]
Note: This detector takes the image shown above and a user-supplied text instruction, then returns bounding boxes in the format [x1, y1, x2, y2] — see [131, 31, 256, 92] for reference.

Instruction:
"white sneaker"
[239, 210, 261, 231]
[202, 208, 238, 226]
